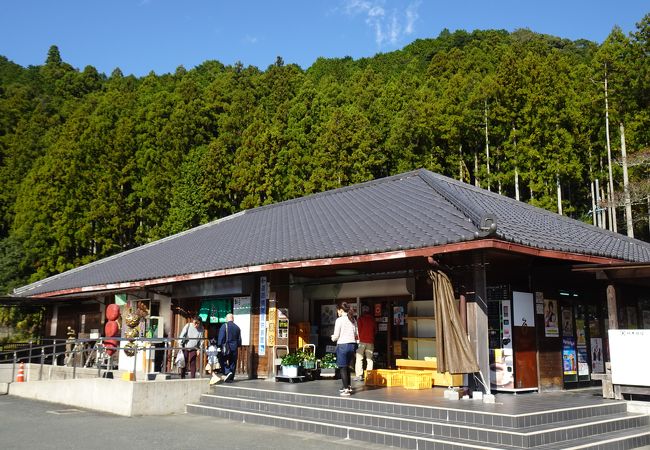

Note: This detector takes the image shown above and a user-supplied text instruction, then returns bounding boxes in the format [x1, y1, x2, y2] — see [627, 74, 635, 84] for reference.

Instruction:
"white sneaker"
[352, 376, 362, 381]
[340, 389, 351, 396]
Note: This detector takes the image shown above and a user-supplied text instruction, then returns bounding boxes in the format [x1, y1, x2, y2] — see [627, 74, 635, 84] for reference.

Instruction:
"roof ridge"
[244, 170, 424, 215]
[417, 169, 497, 237]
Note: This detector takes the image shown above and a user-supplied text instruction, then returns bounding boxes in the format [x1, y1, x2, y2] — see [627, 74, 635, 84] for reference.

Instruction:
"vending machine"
[488, 286, 539, 392]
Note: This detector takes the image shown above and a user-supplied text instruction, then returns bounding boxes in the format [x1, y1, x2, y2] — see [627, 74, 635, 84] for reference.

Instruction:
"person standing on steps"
[217, 313, 241, 382]
[354, 304, 376, 381]
[331, 302, 358, 396]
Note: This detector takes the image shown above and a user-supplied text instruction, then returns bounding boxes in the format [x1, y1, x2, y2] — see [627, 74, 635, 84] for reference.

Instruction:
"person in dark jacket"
[217, 313, 242, 382]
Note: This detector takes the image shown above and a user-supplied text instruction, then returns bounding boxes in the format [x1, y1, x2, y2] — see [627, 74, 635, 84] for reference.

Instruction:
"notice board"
[609, 329, 650, 386]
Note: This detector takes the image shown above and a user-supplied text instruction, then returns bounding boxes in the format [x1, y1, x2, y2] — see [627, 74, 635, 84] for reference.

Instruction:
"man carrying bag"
[217, 313, 241, 382]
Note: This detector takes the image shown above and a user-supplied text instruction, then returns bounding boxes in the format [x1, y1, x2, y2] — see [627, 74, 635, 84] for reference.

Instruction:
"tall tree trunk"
[474, 151, 479, 187]
[556, 173, 563, 215]
[588, 148, 597, 226]
[459, 144, 463, 181]
[484, 100, 491, 192]
[591, 180, 598, 226]
[604, 69, 617, 232]
[513, 128, 520, 201]
[620, 122, 634, 237]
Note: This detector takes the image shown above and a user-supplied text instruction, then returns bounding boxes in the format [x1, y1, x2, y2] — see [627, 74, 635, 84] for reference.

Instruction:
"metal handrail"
[2, 336, 216, 382]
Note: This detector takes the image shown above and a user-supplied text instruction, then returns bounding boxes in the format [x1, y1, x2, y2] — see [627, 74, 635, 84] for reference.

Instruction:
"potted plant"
[319, 353, 337, 377]
[300, 349, 316, 370]
[280, 352, 303, 377]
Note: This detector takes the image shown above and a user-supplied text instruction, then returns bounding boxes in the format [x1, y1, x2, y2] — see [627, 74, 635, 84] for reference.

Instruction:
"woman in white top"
[331, 302, 358, 396]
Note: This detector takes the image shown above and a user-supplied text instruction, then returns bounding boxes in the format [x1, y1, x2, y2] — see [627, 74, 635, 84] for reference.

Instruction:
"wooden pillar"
[606, 284, 618, 330]
[467, 252, 490, 393]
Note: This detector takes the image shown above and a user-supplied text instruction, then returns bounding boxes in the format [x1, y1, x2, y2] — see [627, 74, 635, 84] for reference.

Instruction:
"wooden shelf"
[406, 300, 436, 359]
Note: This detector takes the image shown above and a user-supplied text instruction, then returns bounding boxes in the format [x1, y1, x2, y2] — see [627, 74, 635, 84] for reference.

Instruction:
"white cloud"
[341, 0, 420, 47]
[244, 35, 259, 45]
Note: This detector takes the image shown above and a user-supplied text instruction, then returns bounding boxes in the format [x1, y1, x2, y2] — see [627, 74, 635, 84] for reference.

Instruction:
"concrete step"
[208, 384, 629, 428]
[192, 392, 649, 448]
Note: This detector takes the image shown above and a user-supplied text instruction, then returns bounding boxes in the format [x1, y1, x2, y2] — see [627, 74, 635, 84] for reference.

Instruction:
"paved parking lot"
[0, 395, 381, 450]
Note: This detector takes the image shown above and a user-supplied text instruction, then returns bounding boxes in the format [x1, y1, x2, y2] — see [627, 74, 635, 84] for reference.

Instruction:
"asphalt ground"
[0, 395, 386, 450]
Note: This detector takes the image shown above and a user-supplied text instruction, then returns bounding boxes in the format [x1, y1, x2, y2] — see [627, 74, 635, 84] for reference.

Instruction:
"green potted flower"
[319, 353, 337, 377]
[280, 351, 303, 377]
[300, 350, 316, 369]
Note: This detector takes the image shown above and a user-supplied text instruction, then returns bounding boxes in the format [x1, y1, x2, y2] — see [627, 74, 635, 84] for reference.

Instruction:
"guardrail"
[0, 337, 249, 382]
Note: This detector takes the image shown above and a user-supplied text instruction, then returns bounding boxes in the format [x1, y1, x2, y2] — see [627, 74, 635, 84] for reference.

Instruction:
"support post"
[606, 284, 618, 330]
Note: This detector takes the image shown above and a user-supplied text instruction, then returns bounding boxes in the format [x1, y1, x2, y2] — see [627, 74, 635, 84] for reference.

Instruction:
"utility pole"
[484, 100, 491, 192]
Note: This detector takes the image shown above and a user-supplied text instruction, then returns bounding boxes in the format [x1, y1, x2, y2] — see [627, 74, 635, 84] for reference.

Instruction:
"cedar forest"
[1, 17, 650, 338]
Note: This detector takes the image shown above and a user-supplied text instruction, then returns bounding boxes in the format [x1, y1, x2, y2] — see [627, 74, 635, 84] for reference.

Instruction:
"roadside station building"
[11, 169, 650, 393]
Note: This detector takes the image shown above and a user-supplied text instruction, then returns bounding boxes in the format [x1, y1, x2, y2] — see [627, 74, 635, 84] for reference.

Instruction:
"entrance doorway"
[312, 296, 409, 369]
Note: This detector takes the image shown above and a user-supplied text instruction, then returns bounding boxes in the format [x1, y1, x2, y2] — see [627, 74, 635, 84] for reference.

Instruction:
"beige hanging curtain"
[430, 270, 479, 374]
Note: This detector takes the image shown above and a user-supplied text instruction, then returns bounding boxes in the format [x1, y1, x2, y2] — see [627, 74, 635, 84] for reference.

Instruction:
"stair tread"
[533, 426, 650, 450]
[208, 384, 628, 429]
[190, 402, 650, 450]
[200, 391, 645, 434]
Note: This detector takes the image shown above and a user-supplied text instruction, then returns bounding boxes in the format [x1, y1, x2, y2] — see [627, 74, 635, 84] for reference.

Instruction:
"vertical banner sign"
[259, 276, 267, 356]
[267, 302, 276, 347]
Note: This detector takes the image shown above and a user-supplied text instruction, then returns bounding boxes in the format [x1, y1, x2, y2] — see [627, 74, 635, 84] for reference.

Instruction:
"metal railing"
[0, 337, 244, 382]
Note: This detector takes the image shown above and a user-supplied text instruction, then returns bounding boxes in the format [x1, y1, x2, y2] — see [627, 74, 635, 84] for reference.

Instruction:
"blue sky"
[1, 1, 647, 77]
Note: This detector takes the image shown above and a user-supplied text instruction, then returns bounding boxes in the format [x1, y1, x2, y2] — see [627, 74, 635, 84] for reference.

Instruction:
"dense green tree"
[1, 18, 650, 304]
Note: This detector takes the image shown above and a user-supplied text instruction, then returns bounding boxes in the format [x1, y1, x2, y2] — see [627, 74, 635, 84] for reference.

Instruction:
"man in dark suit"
[217, 313, 242, 382]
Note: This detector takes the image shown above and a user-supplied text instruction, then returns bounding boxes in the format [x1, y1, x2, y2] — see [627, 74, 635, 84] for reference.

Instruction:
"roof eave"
[21, 239, 623, 299]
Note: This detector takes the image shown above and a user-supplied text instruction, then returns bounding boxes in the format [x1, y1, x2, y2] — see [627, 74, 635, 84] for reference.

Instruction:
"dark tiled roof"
[14, 169, 650, 296]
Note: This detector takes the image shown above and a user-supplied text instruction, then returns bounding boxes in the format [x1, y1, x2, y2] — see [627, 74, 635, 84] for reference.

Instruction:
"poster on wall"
[233, 296, 251, 346]
[562, 337, 577, 375]
[544, 299, 559, 337]
[321, 304, 337, 325]
[589, 318, 601, 338]
[590, 337, 604, 373]
[561, 307, 573, 336]
[513, 291, 535, 327]
[577, 347, 590, 377]
[576, 319, 586, 345]
[393, 306, 404, 325]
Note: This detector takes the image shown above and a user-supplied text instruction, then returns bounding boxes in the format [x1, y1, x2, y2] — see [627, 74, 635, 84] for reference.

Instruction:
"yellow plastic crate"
[364, 369, 386, 386]
[380, 369, 403, 387]
[402, 371, 433, 390]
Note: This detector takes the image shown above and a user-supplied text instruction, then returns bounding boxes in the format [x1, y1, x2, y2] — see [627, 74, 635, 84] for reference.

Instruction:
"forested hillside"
[1, 17, 649, 294]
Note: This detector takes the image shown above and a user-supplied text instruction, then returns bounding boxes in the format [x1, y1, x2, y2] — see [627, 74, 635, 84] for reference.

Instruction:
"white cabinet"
[404, 300, 436, 359]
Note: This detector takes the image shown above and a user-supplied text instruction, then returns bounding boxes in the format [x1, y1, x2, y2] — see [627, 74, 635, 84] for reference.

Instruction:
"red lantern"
[104, 320, 120, 338]
[103, 339, 119, 356]
[106, 304, 121, 321]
